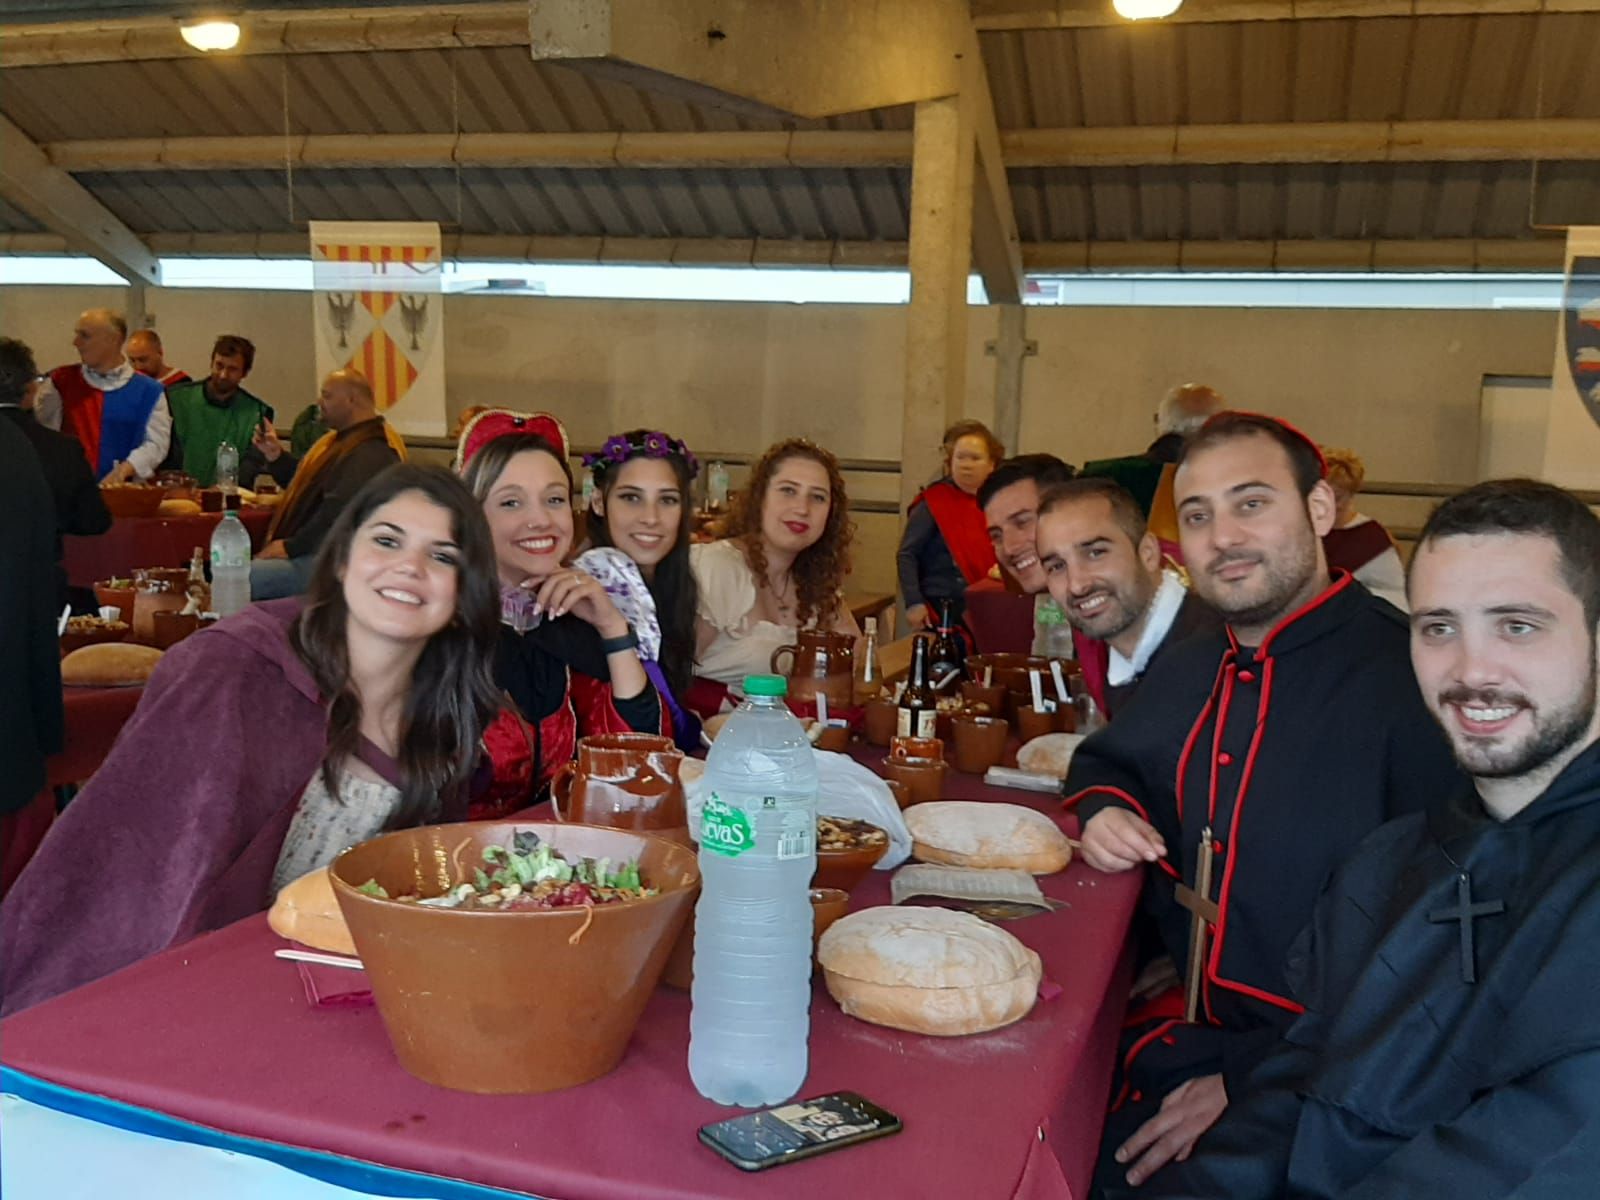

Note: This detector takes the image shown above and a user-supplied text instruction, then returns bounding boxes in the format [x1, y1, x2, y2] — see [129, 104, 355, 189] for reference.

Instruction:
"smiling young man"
[977, 453, 1077, 596]
[1148, 479, 1600, 1197]
[1035, 477, 1219, 717]
[1063, 412, 1461, 1196]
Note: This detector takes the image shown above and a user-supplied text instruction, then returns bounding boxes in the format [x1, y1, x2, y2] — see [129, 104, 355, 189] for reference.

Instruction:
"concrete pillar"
[989, 303, 1034, 458]
[900, 94, 974, 513]
[125, 281, 149, 331]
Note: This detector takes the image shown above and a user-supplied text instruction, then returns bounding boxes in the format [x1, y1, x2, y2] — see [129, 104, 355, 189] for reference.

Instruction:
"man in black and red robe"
[1065, 413, 1462, 1195]
[1149, 478, 1600, 1197]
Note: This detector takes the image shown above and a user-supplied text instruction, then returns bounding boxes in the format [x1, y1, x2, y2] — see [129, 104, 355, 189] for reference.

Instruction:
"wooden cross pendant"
[1174, 827, 1220, 1023]
[1427, 872, 1504, 984]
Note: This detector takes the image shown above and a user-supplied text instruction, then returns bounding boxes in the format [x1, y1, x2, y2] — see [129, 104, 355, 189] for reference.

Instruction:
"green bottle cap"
[743, 674, 788, 697]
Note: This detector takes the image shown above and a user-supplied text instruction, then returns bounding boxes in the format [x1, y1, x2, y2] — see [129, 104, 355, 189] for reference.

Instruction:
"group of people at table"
[3, 308, 1598, 1198]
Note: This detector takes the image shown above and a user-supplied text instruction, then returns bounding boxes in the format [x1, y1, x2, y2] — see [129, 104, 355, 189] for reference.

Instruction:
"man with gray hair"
[35, 308, 170, 483]
[1148, 383, 1226, 463]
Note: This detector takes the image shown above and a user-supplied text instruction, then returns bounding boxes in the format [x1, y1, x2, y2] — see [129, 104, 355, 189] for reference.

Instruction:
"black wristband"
[599, 626, 639, 655]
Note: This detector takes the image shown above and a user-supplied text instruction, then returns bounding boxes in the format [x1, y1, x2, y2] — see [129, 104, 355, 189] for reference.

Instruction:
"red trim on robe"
[1062, 785, 1181, 880]
[1110, 1017, 1186, 1112]
[1203, 655, 1307, 1017]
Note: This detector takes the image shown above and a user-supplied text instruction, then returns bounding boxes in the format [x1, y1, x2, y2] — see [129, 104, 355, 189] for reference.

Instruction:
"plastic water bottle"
[1033, 593, 1077, 660]
[215, 441, 239, 492]
[689, 674, 818, 1107]
[209, 504, 251, 616]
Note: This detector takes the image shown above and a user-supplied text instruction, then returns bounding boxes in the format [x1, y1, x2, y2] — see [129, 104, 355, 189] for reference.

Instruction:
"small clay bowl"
[951, 714, 1010, 774]
[883, 779, 911, 810]
[881, 756, 946, 806]
[814, 723, 851, 753]
[891, 735, 943, 763]
[813, 827, 889, 893]
[1017, 704, 1073, 742]
[810, 887, 850, 951]
[862, 698, 898, 747]
[151, 610, 201, 649]
[960, 680, 1007, 716]
[92, 581, 137, 622]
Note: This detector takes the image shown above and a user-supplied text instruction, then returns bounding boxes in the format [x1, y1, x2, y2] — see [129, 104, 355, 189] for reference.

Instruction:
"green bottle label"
[702, 795, 755, 857]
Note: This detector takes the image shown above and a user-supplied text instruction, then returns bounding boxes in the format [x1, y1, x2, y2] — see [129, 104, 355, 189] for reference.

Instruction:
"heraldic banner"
[1546, 227, 1600, 488]
[310, 221, 446, 437]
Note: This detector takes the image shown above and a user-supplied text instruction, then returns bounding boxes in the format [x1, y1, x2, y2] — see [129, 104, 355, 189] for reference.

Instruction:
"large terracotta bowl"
[59, 621, 129, 656]
[99, 484, 164, 518]
[330, 821, 699, 1095]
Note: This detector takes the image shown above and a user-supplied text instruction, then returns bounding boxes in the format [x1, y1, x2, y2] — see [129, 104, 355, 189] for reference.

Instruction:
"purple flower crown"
[582, 431, 700, 480]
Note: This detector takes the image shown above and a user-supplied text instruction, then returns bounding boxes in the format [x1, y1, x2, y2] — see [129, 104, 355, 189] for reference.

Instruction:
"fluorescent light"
[179, 19, 241, 52]
[1112, 0, 1183, 19]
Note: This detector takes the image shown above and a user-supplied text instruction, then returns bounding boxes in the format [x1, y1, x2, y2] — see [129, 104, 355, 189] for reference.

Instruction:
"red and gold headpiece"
[453, 408, 571, 473]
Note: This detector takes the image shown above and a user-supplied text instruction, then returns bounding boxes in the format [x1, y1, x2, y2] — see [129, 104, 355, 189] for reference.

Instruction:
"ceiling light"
[179, 19, 241, 52]
[1112, 0, 1183, 19]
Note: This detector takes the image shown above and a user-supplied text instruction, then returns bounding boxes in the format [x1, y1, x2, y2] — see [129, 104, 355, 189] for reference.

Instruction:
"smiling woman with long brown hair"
[456, 410, 668, 816]
[689, 438, 860, 701]
[2, 464, 504, 1015]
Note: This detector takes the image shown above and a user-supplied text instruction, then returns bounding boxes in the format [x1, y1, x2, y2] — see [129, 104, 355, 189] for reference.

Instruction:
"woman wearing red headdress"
[456, 410, 668, 817]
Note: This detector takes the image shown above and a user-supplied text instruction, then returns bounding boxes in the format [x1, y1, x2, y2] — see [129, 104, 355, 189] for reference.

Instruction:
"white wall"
[0, 284, 1564, 597]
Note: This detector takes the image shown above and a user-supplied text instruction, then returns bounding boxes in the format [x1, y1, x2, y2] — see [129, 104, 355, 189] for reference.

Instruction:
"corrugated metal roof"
[978, 12, 1600, 127]
[1, 12, 1595, 254]
[0, 48, 914, 143]
[61, 165, 916, 240]
[1008, 161, 1599, 242]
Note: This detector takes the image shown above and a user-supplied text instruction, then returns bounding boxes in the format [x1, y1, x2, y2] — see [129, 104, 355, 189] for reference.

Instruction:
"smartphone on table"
[698, 1091, 902, 1172]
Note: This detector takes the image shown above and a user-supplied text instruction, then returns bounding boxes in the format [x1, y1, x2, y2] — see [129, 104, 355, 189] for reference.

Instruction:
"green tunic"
[166, 382, 274, 486]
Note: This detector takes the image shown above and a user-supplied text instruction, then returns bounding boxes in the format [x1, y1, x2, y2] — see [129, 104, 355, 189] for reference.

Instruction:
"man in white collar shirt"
[1035, 477, 1219, 718]
[35, 308, 170, 483]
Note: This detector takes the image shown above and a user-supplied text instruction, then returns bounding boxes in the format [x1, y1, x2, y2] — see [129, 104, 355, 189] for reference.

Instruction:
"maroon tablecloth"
[2, 758, 1139, 1200]
[966, 581, 1035, 654]
[64, 509, 273, 589]
[48, 685, 144, 788]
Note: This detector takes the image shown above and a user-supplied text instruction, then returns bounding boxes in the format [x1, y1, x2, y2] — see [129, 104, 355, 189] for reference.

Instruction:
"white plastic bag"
[682, 750, 911, 870]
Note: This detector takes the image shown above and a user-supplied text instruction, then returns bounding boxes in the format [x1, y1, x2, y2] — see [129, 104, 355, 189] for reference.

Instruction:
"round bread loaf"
[60, 642, 163, 687]
[268, 868, 357, 956]
[157, 497, 202, 517]
[1016, 732, 1085, 780]
[905, 801, 1072, 874]
[818, 906, 1040, 1036]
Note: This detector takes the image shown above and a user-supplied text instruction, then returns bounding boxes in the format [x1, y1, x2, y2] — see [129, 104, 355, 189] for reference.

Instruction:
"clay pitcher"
[771, 628, 855, 709]
[550, 733, 687, 840]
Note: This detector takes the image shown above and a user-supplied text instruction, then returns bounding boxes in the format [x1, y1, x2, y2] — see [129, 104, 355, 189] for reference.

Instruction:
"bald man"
[244, 368, 406, 599]
[35, 309, 170, 482]
[126, 329, 191, 389]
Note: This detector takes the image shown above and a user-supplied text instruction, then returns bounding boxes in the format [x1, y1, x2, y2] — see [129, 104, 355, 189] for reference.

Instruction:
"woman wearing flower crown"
[455, 410, 668, 816]
[576, 429, 702, 750]
[689, 438, 861, 704]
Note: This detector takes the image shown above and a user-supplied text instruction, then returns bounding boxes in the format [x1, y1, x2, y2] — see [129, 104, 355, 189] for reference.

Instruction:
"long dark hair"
[289, 464, 502, 828]
[587, 432, 700, 696]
